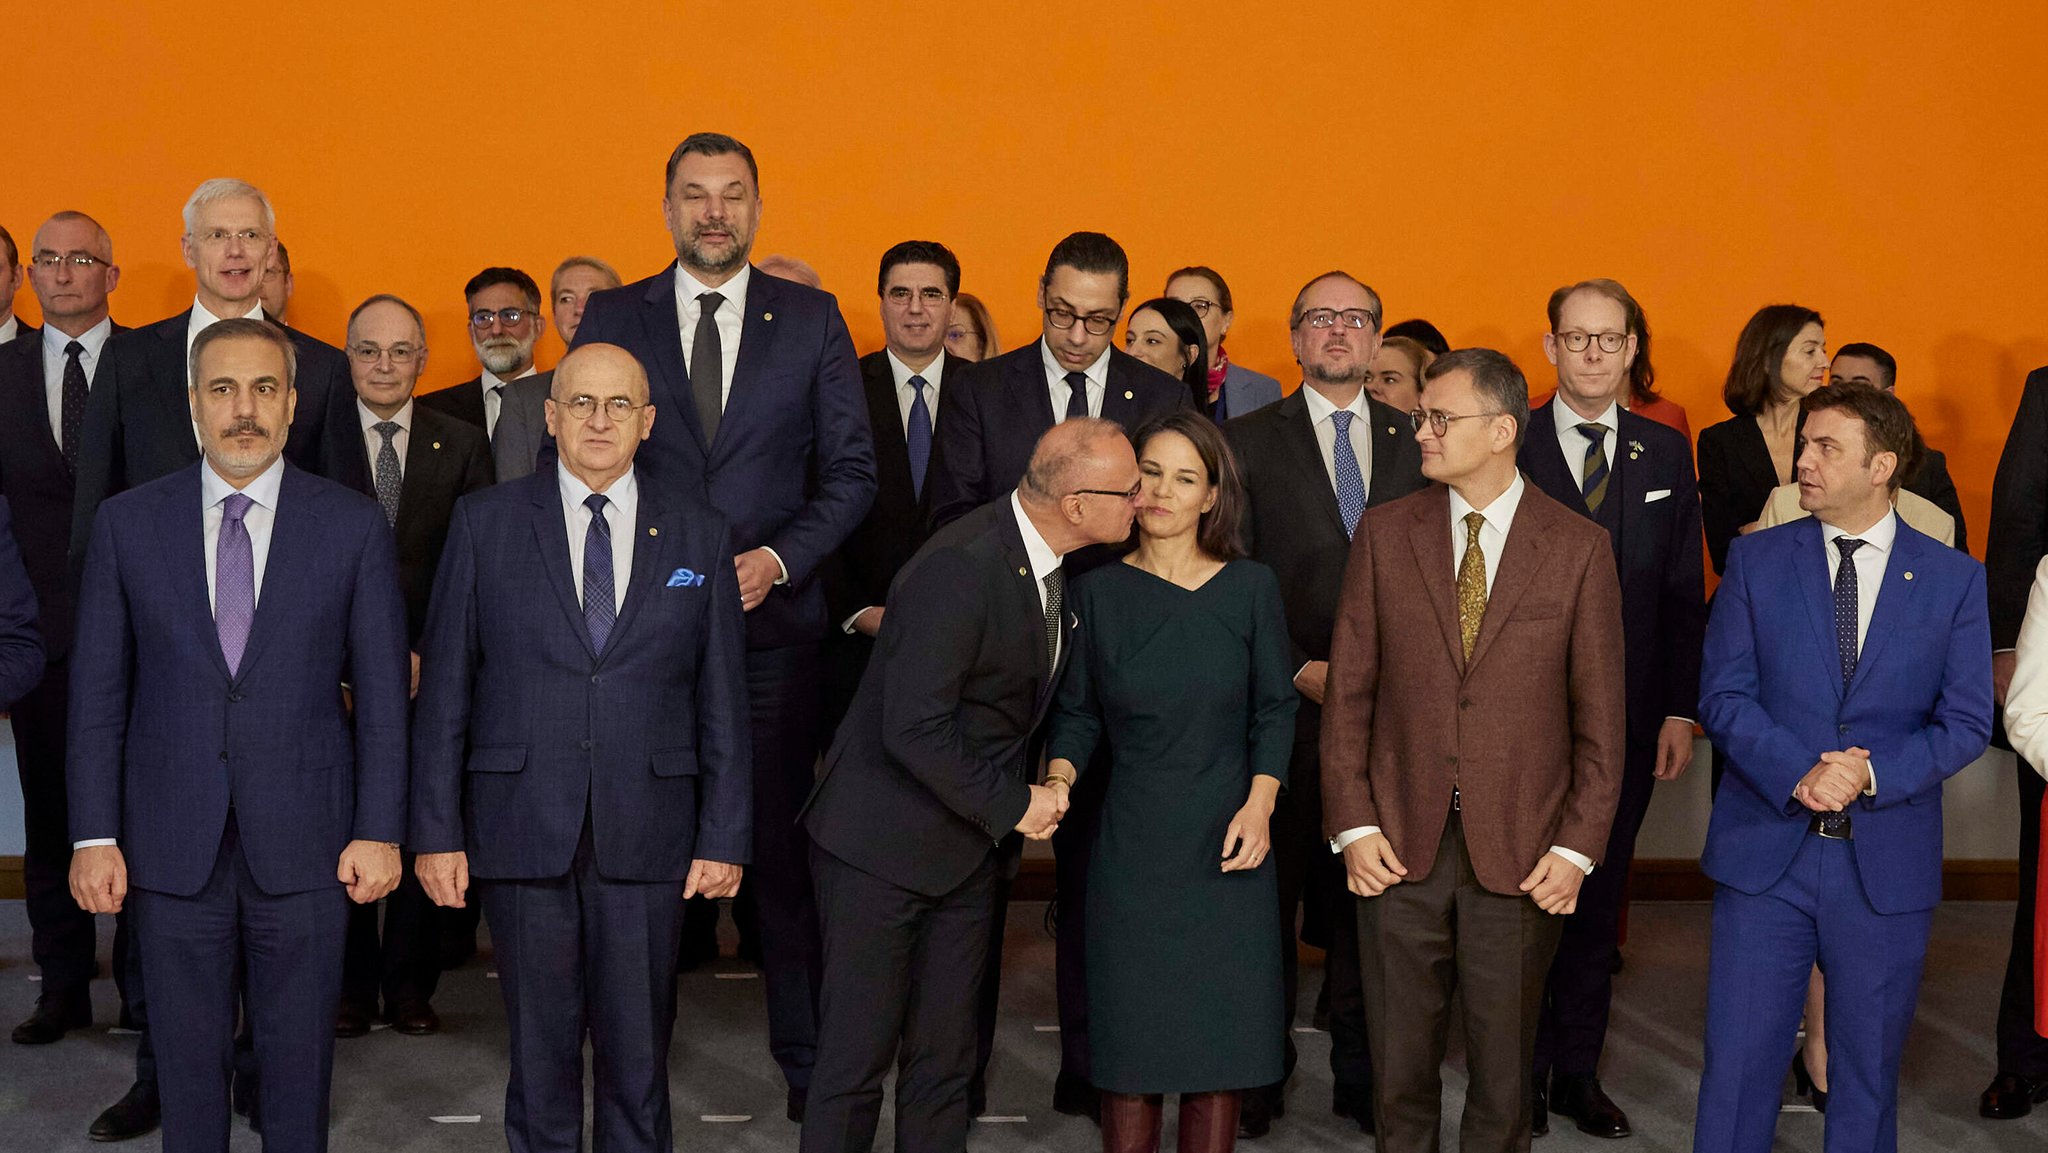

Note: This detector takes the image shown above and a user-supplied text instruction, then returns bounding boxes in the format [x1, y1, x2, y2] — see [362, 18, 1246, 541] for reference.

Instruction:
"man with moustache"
[573, 132, 875, 1120]
[68, 317, 410, 1153]
[417, 268, 552, 487]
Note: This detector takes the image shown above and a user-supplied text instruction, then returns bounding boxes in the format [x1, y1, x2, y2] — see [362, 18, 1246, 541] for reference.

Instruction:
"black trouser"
[341, 852, 444, 1013]
[1271, 737, 1372, 1097]
[10, 670, 97, 1000]
[1996, 754, 2048, 1078]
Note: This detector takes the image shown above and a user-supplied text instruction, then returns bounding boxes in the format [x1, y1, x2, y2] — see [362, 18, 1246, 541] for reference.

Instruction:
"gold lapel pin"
[1387, 426, 1396, 435]
[1123, 390, 1134, 400]
[432, 441, 442, 450]
[1018, 566, 1028, 576]
[763, 312, 773, 321]
[1903, 571, 1913, 580]
[649, 527, 659, 537]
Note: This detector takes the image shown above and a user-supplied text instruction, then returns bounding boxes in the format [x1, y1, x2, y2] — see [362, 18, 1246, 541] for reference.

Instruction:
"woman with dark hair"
[1166, 266, 1283, 419]
[1696, 304, 1828, 574]
[1618, 300, 1691, 440]
[1046, 411, 1295, 1151]
[1123, 297, 1211, 415]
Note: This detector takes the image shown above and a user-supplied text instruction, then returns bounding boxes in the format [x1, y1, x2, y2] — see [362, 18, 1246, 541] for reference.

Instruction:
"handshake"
[1016, 780, 1072, 840]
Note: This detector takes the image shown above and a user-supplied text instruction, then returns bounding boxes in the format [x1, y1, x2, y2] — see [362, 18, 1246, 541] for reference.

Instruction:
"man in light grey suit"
[489, 374, 550, 481]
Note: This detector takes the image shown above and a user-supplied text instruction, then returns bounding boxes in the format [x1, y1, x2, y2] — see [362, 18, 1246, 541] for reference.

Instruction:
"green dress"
[1049, 558, 1298, 1094]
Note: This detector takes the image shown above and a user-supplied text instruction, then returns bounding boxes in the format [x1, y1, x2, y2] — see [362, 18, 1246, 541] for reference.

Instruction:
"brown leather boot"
[1101, 1092, 1164, 1153]
[1177, 1090, 1242, 1153]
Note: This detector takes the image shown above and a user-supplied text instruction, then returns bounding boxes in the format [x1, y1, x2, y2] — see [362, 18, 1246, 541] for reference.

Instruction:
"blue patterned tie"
[1330, 410, 1366, 538]
[216, 493, 255, 676]
[1822, 536, 1866, 837]
[906, 375, 933, 500]
[583, 493, 616, 655]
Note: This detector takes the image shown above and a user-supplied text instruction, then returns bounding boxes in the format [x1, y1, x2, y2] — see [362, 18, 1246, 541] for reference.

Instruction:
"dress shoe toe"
[1531, 1089, 1549, 1137]
[1550, 1075, 1630, 1139]
[1979, 1073, 2048, 1120]
[387, 1001, 441, 1035]
[787, 1085, 807, 1123]
[334, 1002, 373, 1038]
[12, 993, 91, 1044]
[89, 1082, 160, 1142]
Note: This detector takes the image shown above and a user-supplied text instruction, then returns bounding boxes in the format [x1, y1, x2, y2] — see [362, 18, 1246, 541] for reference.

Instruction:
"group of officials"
[0, 128, 2043, 1153]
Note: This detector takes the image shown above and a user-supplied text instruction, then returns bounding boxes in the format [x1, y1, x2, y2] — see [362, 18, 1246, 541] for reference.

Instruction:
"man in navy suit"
[413, 344, 751, 1153]
[0, 222, 33, 346]
[67, 317, 410, 1153]
[1694, 382, 1992, 1153]
[1519, 279, 1706, 1138]
[571, 132, 874, 1118]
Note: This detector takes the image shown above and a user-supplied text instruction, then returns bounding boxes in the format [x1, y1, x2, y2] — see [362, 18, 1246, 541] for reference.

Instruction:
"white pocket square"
[1645, 489, 1672, 503]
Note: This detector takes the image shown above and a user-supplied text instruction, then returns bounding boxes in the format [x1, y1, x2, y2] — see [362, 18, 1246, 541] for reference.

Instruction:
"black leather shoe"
[1237, 1088, 1272, 1139]
[1549, 1073, 1631, 1138]
[1980, 1072, 2048, 1119]
[1531, 1087, 1549, 1137]
[386, 1000, 441, 1036]
[233, 1068, 262, 1134]
[335, 1001, 373, 1038]
[1052, 1072, 1101, 1124]
[12, 991, 91, 1044]
[968, 1077, 987, 1118]
[89, 1081, 160, 1142]
[1332, 1084, 1375, 1134]
[786, 1085, 807, 1124]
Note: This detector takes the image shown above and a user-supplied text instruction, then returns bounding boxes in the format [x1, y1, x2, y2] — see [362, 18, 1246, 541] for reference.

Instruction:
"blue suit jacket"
[1217, 362, 1283, 420]
[408, 466, 752, 882]
[1699, 516, 1992, 914]
[572, 264, 877, 651]
[66, 463, 410, 897]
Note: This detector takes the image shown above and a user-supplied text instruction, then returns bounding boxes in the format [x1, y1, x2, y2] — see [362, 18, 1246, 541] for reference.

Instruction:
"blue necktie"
[583, 493, 616, 655]
[1821, 536, 1866, 837]
[216, 493, 256, 676]
[1331, 410, 1366, 538]
[906, 375, 933, 500]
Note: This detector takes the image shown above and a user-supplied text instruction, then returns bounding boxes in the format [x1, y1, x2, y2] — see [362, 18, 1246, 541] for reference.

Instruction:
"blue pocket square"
[667, 568, 708, 588]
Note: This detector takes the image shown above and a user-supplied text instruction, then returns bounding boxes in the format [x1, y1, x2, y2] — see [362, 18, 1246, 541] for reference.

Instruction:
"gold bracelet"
[1046, 773, 1075, 789]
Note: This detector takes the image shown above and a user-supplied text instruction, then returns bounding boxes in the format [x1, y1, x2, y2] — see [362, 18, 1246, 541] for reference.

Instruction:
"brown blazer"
[1319, 479, 1627, 895]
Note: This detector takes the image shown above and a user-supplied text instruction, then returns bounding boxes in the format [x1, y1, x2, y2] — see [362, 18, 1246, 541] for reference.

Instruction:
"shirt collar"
[190, 296, 263, 332]
[1448, 471, 1527, 536]
[201, 453, 286, 512]
[1039, 338, 1111, 388]
[886, 348, 945, 391]
[1557, 399, 1620, 436]
[1300, 384, 1369, 426]
[1820, 507, 1898, 557]
[675, 262, 752, 313]
[480, 364, 536, 392]
[558, 462, 639, 511]
[1010, 490, 1065, 583]
[358, 397, 415, 434]
[44, 316, 114, 359]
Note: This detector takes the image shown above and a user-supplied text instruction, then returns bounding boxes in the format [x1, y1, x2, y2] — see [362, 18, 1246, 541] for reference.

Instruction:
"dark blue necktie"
[1833, 536, 1865, 686]
[583, 493, 616, 655]
[1330, 410, 1366, 538]
[906, 374, 933, 499]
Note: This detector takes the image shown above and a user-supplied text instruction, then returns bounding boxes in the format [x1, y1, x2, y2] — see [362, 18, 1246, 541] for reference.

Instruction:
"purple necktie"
[217, 492, 256, 676]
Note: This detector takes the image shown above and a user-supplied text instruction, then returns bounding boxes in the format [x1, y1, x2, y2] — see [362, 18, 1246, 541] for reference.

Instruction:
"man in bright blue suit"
[571, 132, 873, 1119]
[412, 344, 752, 1153]
[66, 317, 410, 1153]
[1694, 382, 1993, 1153]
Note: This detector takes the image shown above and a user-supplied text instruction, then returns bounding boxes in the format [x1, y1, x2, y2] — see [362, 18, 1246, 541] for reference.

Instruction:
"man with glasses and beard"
[419, 267, 553, 483]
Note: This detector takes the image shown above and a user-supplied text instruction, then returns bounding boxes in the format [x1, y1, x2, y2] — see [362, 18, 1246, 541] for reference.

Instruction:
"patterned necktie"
[1042, 567, 1065, 685]
[1578, 423, 1610, 512]
[60, 341, 88, 474]
[906, 375, 933, 500]
[1064, 371, 1089, 421]
[1330, 410, 1366, 538]
[691, 292, 725, 444]
[1823, 535, 1866, 836]
[1456, 510, 1488, 661]
[216, 493, 256, 676]
[583, 493, 617, 655]
[372, 421, 403, 528]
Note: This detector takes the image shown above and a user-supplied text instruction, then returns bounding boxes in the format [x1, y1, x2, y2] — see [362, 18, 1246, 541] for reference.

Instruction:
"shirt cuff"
[762, 547, 790, 586]
[1548, 845, 1595, 875]
[73, 838, 117, 849]
[1664, 715, 1697, 726]
[1330, 825, 1379, 853]
[1864, 760, 1877, 797]
[841, 607, 879, 635]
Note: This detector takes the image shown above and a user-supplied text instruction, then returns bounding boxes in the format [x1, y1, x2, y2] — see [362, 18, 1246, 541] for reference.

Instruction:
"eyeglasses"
[471, 307, 534, 329]
[549, 394, 645, 421]
[884, 286, 951, 305]
[348, 343, 423, 365]
[1070, 481, 1143, 500]
[947, 327, 981, 341]
[1179, 297, 1218, 317]
[190, 229, 270, 247]
[30, 253, 111, 270]
[1294, 308, 1379, 332]
[1045, 307, 1119, 336]
[1410, 409, 1500, 437]
[1556, 330, 1628, 354]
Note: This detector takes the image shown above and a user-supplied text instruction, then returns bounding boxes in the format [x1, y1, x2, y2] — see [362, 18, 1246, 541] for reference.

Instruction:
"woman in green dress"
[1047, 411, 1297, 1152]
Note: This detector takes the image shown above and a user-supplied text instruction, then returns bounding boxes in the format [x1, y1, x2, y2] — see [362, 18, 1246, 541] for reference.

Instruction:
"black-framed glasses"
[348, 343, 423, 365]
[471, 307, 534, 329]
[1045, 306, 1118, 336]
[549, 394, 645, 421]
[1294, 308, 1379, 331]
[31, 253, 111, 270]
[1556, 330, 1628, 354]
[1410, 409, 1500, 437]
[1070, 481, 1143, 500]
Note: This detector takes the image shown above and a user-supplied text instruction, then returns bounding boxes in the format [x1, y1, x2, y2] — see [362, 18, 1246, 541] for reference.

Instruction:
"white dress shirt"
[559, 464, 637, 615]
[0, 316, 17, 344]
[41, 318, 115, 443]
[1040, 340, 1109, 421]
[1012, 490, 1067, 664]
[672, 262, 750, 409]
[1552, 400, 1620, 491]
[886, 348, 944, 437]
[2002, 554, 2048, 781]
[1821, 509, 1897, 796]
[1299, 385, 1377, 496]
[480, 365, 536, 439]
[359, 398, 415, 480]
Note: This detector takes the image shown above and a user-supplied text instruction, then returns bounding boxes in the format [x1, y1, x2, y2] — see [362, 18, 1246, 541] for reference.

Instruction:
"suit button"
[590, 675, 601, 685]
[1446, 755, 1458, 766]
[219, 752, 229, 762]
[1459, 698, 1472, 710]
[229, 693, 243, 703]
[1838, 724, 1849, 734]
[579, 739, 593, 751]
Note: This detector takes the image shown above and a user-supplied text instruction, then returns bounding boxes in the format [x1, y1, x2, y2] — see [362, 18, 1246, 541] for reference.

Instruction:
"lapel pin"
[1123, 390, 1134, 400]
[649, 527, 659, 537]
[1903, 571, 1913, 580]
[432, 441, 442, 450]
[763, 312, 773, 321]
[1387, 425, 1396, 435]
[1018, 566, 1028, 576]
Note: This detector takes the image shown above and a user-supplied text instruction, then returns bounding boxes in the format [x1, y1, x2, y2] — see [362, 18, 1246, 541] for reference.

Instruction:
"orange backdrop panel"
[9, 2, 2047, 555]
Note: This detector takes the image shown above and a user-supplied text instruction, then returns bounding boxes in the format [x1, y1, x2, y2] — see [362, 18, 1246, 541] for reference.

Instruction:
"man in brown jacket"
[1321, 347, 1626, 1152]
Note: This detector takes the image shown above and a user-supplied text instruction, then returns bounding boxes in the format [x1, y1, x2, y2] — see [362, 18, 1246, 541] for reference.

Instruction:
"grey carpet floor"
[0, 900, 2042, 1151]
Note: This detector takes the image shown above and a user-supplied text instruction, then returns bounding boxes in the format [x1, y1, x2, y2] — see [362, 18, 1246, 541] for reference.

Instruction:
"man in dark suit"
[1828, 342, 1967, 550]
[2, 210, 122, 1048]
[1520, 279, 1706, 1138]
[801, 417, 1139, 1153]
[1983, 360, 2048, 1118]
[1695, 383, 1991, 1152]
[0, 222, 35, 346]
[258, 241, 293, 328]
[330, 294, 493, 1038]
[1322, 349, 1626, 1153]
[1223, 270, 1426, 1137]
[67, 317, 410, 1153]
[417, 266, 551, 458]
[571, 132, 875, 1118]
[412, 343, 751, 1153]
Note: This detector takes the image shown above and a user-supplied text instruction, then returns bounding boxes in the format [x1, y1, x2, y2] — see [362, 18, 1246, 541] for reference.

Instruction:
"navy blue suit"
[573, 263, 874, 1091]
[0, 503, 46, 705]
[67, 461, 409, 1153]
[1695, 517, 1992, 1153]
[410, 466, 751, 1153]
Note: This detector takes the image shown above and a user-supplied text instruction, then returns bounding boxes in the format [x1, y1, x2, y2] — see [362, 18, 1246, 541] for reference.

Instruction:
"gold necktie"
[1457, 511, 1488, 660]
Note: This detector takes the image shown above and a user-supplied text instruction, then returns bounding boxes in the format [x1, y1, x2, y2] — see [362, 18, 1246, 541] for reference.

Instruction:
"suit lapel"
[1362, 400, 1411, 509]
[1791, 518, 1845, 703]
[3, 347, 66, 473]
[1099, 354, 1138, 429]
[154, 316, 202, 461]
[530, 472, 597, 661]
[1523, 404, 1584, 512]
[233, 467, 314, 682]
[396, 412, 456, 529]
[1405, 488, 1464, 669]
[162, 467, 234, 683]
[1846, 523, 1920, 701]
[714, 270, 777, 462]
[863, 355, 916, 504]
[1737, 414, 1783, 497]
[608, 484, 672, 650]
[639, 270, 709, 457]
[1465, 480, 1556, 673]
[1278, 392, 1346, 535]
[1014, 343, 1059, 432]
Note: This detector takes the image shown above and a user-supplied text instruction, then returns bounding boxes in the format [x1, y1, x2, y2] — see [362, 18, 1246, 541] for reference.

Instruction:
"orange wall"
[9, 3, 2047, 556]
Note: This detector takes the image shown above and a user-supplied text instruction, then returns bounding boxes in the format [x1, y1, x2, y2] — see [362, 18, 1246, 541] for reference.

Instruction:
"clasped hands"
[70, 838, 404, 914]
[1017, 781, 1070, 840]
[1793, 746, 1871, 813]
[1341, 833, 1586, 914]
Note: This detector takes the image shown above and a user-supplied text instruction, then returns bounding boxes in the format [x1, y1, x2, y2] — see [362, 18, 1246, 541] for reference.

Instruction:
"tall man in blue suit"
[1694, 382, 1993, 1153]
[66, 317, 411, 1153]
[571, 132, 874, 1120]
[413, 344, 751, 1153]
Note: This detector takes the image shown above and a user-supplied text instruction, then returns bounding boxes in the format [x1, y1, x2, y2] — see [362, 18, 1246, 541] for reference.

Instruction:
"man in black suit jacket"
[1518, 280, 1706, 1138]
[801, 417, 1139, 1153]
[0, 222, 33, 347]
[330, 294, 493, 1038]
[417, 266, 550, 453]
[1831, 342, 1969, 550]
[1, 210, 122, 1047]
[1222, 270, 1427, 1136]
[571, 132, 875, 1118]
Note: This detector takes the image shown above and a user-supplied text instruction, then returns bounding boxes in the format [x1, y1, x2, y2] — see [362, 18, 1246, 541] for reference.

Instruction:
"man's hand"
[1293, 660, 1329, 706]
[1341, 832, 1408, 897]
[1519, 851, 1588, 915]
[685, 860, 744, 900]
[734, 549, 782, 612]
[1016, 784, 1063, 840]
[852, 607, 885, 637]
[70, 845, 127, 914]
[1653, 718, 1696, 781]
[417, 851, 470, 908]
[1793, 747, 1871, 812]
[338, 840, 402, 904]
[1996, 649, 2018, 707]
[409, 651, 422, 700]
